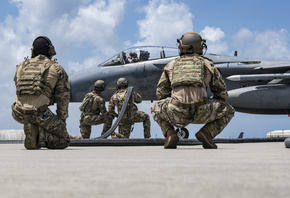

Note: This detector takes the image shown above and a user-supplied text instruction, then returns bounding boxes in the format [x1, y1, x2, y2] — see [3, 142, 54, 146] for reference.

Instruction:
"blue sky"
[1, 0, 290, 138]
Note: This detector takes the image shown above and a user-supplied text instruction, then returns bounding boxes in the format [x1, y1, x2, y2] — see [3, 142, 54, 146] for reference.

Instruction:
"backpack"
[172, 55, 205, 88]
[79, 92, 95, 113]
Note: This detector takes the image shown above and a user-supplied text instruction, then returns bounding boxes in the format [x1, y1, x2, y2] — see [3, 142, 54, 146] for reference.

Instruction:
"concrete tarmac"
[0, 142, 290, 198]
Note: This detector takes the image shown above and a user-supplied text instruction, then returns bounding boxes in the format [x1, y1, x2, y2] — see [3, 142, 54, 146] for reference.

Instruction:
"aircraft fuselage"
[70, 46, 290, 115]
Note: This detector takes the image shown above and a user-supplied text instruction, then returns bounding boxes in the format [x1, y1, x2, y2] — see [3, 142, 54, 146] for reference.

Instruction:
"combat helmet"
[139, 50, 150, 61]
[94, 80, 106, 91]
[116, 77, 128, 88]
[129, 52, 138, 59]
[177, 32, 207, 55]
[32, 36, 56, 59]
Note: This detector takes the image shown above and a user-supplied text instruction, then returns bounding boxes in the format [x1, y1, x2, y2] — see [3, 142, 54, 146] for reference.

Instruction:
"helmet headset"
[31, 36, 56, 59]
[177, 32, 207, 56]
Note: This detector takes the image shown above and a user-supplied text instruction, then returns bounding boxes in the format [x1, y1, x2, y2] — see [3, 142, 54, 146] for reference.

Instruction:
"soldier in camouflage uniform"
[151, 32, 235, 149]
[11, 36, 70, 149]
[79, 80, 114, 138]
[108, 78, 151, 138]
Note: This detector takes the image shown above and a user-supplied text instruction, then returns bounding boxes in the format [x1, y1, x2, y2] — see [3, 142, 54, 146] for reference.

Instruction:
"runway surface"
[0, 142, 289, 198]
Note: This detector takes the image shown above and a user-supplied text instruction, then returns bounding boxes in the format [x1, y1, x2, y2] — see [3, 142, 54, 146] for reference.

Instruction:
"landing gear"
[176, 128, 189, 139]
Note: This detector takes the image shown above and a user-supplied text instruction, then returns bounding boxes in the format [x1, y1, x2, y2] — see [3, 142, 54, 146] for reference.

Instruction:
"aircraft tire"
[176, 128, 189, 139]
[285, 137, 290, 148]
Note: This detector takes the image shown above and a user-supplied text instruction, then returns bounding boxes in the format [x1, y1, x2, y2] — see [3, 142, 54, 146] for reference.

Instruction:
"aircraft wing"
[254, 63, 290, 70]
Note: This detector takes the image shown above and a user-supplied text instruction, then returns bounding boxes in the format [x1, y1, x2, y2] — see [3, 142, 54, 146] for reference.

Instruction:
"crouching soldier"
[151, 32, 235, 149]
[79, 80, 114, 138]
[108, 77, 151, 138]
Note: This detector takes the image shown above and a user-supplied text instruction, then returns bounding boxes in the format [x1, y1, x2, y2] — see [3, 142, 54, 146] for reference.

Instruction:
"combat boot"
[24, 124, 40, 150]
[195, 128, 217, 149]
[69, 134, 83, 139]
[164, 127, 179, 149]
[38, 129, 47, 148]
[111, 132, 125, 139]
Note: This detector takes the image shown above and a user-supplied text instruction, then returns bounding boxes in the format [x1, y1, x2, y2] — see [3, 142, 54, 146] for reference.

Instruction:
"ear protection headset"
[32, 36, 56, 58]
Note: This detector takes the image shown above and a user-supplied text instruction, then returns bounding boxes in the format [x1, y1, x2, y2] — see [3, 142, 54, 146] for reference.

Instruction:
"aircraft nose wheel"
[176, 128, 189, 139]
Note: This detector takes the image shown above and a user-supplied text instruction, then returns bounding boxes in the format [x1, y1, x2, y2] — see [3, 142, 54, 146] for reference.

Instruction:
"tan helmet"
[116, 77, 128, 88]
[177, 32, 207, 55]
[94, 80, 106, 91]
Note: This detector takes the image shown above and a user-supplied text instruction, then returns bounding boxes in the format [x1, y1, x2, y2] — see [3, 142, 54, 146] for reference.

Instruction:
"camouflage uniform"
[79, 91, 113, 138]
[12, 54, 70, 149]
[108, 88, 151, 138]
[151, 54, 235, 139]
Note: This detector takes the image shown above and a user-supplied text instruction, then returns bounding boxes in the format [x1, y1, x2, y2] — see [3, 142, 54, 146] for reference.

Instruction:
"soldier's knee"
[11, 103, 26, 124]
[227, 104, 235, 118]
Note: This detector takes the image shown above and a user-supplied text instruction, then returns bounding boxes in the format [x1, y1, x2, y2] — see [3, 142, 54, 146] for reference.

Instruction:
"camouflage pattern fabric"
[171, 56, 205, 88]
[14, 55, 70, 120]
[111, 132, 125, 139]
[79, 91, 113, 138]
[156, 55, 228, 102]
[12, 104, 70, 149]
[118, 111, 151, 138]
[108, 88, 151, 138]
[152, 54, 235, 138]
[79, 113, 113, 138]
[12, 55, 70, 149]
[151, 98, 235, 137]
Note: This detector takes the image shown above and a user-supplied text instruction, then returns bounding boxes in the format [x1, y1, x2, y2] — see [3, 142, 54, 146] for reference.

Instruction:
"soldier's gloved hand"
[57, 110, 68, 121]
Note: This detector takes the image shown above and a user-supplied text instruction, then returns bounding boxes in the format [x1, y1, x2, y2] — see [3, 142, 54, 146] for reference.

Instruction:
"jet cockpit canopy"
[99, 46, 178, 66]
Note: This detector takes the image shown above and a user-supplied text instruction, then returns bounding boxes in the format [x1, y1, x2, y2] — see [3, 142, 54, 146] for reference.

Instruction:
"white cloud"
[4, 0, 126, 72]
[0, 0, 126, 129]
[135, 0, 194, 46]
[231, 27, 254, 47]
[68, 56, 103, 73]
[231, 28, 290, 59]
[62, 0, 125, 54]
[200, 26, 228, 54]
[200, 26, 225, 42]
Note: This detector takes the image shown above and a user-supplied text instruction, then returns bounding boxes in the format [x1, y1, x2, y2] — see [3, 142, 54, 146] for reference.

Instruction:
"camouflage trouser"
[79, 113, 113, 138]
[11, 103, 70, 149]
[151, 98, 235, 138]
[118, 111, 151, 138]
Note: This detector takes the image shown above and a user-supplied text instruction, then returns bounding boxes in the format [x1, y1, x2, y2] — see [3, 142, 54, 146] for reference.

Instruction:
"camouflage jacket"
[108, 88, 142, 114]
[156, 54, 228, 102]
[14, 55, 70, 120]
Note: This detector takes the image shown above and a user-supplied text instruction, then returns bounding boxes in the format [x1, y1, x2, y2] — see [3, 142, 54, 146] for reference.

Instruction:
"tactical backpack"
[16, 55, 54, 102]
[171, 55, 206, 88]
[79, 92, 95, 113]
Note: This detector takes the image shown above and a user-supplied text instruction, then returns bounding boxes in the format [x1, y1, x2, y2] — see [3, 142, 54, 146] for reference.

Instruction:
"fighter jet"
[70, 46, 290, 115]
